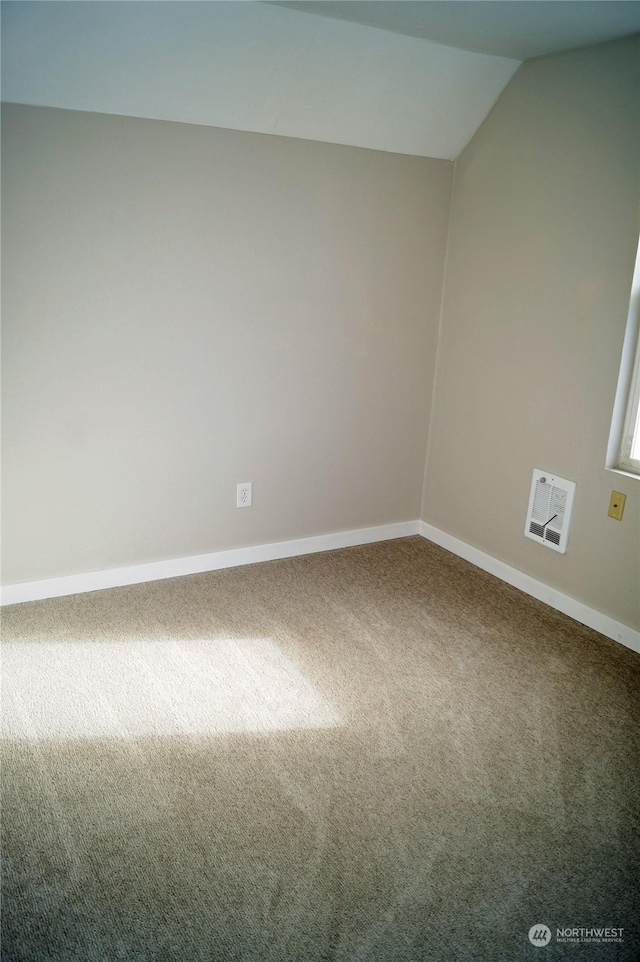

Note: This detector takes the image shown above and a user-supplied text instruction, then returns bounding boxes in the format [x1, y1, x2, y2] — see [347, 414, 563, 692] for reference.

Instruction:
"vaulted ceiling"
[273, 2, 640, 60]
[2, 1, 639, 160]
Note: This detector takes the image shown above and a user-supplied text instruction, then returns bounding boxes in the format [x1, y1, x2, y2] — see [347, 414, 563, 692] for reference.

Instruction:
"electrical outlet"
[237, 482, 252, 508]
[608, 490, 626, 521]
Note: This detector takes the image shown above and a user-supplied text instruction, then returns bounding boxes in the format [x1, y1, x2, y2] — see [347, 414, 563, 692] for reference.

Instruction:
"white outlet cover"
[236, 482, 252, 508]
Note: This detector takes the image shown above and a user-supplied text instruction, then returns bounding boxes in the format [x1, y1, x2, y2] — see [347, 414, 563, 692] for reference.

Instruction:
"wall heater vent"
[525, 469, 576, 554]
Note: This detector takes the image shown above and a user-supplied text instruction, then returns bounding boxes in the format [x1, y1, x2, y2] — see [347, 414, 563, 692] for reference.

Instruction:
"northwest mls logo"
[528, 924, 552, 947]
[527, 924, 624, 947]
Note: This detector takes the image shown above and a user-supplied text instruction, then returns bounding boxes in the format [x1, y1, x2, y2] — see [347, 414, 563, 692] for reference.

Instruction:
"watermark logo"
[528, 925, 552, 947]
[527, 924, 624, 947]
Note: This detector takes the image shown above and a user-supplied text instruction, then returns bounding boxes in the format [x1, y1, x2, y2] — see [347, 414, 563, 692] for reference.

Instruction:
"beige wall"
[1, 104, 452, 584]
[4, 35, 639, 637]
[422, 36, 640, 630]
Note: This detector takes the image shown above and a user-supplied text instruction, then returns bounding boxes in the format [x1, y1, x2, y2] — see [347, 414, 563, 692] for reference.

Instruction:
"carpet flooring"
[1, 536, 639, 961]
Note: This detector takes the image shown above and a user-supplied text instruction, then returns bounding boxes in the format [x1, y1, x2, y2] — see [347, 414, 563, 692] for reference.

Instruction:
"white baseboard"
[0, 520, 419, 607]
[418, 521, 640, 655]
[3, 518, 638, 657]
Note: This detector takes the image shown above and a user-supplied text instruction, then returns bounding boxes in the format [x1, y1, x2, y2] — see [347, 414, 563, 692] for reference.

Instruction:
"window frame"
[617, 326, 640, 473]
[607, 236, 640, 479]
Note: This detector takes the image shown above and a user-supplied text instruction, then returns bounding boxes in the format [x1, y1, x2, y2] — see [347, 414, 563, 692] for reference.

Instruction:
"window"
[619, 332, 640, 470]
[607, 236, 640, 478]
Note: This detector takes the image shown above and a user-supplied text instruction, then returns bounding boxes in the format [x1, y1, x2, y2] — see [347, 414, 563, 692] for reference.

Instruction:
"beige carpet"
[1, 536, 639, 960]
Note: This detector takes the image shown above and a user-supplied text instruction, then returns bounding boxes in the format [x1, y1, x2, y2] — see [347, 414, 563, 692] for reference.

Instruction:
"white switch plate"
[237, 482, 252, 508]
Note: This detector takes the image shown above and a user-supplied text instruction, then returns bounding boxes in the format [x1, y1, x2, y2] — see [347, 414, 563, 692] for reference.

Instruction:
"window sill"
[605, 463, 640, 482]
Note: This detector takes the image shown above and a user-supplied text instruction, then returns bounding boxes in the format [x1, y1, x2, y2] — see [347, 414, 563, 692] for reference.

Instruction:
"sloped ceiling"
[1, 1, 520, 159]
[273, 2, 640, 61]
[2, 1, 638, 160]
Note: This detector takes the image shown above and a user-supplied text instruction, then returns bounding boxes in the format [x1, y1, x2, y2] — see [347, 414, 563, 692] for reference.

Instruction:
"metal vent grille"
[524, 470, 576, 554]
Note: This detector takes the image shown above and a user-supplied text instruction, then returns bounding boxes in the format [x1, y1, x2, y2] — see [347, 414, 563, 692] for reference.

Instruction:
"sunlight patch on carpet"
[1, 638, 341, 739]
